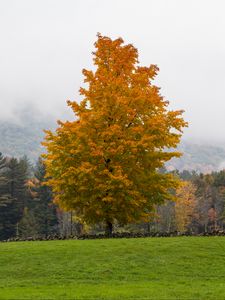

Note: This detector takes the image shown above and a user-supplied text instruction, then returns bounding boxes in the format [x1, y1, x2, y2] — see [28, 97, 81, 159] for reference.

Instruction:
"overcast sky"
[0, 0, 225, 142]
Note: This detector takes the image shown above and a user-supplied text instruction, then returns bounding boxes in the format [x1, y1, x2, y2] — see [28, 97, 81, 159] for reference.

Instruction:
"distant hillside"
[1, 113, 225, 172]
[167, 141, 225, 173]
[0, 110, 56, 162]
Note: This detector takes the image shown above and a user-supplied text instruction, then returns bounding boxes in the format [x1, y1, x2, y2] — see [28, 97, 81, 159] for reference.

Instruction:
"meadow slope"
[0, 237, 225, 299]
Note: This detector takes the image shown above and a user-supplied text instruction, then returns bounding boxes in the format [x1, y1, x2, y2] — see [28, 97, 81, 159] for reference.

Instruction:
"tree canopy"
[43, 34, 187, 234]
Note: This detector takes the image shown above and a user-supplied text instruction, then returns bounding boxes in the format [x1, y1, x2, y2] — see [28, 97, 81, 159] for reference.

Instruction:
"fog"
[0, 0, 225, 142]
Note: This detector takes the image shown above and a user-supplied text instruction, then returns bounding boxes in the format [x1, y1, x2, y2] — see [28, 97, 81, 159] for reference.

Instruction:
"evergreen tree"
[0, 153, 10, 207]
[30, 158, 58, 237]
[0, 153, 13, 239]
[0, 156, 30, 240]
[18, 207, 39, 238]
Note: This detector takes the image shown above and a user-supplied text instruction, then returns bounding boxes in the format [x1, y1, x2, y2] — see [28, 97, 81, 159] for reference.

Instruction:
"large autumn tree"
[43, 34, 187, 234]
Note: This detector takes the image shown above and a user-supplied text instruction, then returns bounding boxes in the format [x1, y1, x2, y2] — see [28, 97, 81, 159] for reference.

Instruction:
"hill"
[0, 237, 225, 299]
[167, 141, 225, 173]
[1, 111, 225, 172]
[0, 110, 56, 162]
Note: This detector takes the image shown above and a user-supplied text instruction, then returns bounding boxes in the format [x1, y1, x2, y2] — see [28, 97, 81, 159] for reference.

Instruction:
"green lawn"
[0, 237, 225, 299]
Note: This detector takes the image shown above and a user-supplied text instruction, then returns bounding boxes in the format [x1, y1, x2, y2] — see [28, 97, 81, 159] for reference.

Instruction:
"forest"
[0, 151, 224, 241]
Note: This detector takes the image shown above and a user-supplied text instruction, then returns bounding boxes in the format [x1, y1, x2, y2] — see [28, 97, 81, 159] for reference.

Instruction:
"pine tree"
[0, 153, 13, 239]
[0, 156, 30, 239]
[18, 207, 39, 238]
[29, 158, 58, 237]
[0, 153, 10, 207]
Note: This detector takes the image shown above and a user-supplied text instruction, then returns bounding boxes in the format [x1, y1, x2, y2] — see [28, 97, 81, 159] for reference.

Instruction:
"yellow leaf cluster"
[175, 181, 196, 232]
[43, 34, 187, 228]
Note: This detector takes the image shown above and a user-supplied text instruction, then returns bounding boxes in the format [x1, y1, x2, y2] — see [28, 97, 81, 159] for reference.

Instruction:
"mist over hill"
[167, 142, 225, 173]
[0, 108, 57, 162]
[1, 109, 225, 173]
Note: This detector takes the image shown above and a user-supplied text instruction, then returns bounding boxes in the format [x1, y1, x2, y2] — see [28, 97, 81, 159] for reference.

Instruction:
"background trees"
[19, 158, 58, 238]
[0, 150, 225, 239]
[175, 181, 196, 233]
[0, 153, 9, 208]
[0, 156, 30, 239]
[30, 158, 58, 237]
[43, 34, 187, 234]
[0, 154, 59, 240]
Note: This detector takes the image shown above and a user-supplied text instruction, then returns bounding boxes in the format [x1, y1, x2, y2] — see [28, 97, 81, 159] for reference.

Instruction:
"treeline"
[0, 151, 225, 240]
[144, 170, 225, 234]
[0, 153, 59, 240]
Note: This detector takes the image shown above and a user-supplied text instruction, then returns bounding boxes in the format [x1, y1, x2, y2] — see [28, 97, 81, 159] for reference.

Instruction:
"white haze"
[0, 0, 225, 143]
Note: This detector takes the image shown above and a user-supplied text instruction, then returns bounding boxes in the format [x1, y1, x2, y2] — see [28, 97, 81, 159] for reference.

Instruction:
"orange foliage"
[175, 181, 196, 232]
[43, 34, 187, 228]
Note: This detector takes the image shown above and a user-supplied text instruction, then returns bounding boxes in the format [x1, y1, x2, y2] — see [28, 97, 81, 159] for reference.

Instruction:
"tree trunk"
[105, 221, 113, 236]
[70, 211, 73, 236]
[147, 222, 151, 234]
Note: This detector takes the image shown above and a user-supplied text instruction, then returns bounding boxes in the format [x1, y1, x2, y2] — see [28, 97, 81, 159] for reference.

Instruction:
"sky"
[0, 0, 225, 142]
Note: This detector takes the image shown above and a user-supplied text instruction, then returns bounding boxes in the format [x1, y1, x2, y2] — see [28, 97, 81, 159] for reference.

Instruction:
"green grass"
[0, 237, 225, 299]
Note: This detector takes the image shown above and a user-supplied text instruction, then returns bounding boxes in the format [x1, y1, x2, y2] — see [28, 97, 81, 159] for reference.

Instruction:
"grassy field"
[0, 237, 225, 299]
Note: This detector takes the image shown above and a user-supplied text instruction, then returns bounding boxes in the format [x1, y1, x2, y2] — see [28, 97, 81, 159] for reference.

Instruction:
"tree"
[157, 201, 176, 233]
[0, 156, 30, 240]
[6, 157, 30, 216]
[18, 207, 39, 238]
[175, 181, 196, 233]
[213, 171, 225, 230]
[30, 158, 58, 237]
[43, 34, 187, 235]
[0, 153, 10, 207]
